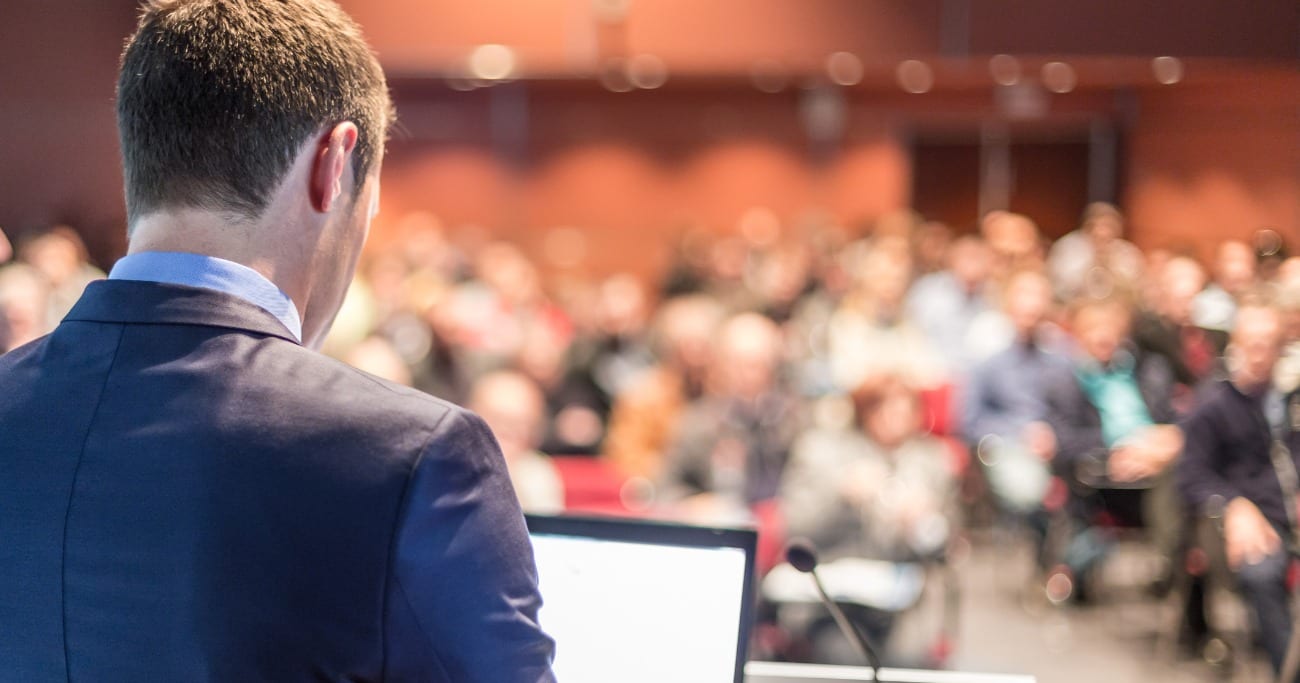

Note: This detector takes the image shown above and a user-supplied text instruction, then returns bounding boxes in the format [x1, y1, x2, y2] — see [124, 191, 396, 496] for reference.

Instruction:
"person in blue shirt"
[907, 234, 1000, 376]
[964, 269, 1070, 568]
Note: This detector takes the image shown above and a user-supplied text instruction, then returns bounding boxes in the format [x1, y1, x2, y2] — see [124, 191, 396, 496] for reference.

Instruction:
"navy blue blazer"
[0, 279, 556, 682]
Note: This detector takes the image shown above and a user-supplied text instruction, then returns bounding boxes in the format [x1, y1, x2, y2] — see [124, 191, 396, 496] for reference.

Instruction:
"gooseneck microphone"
[785, 538, 884, 680]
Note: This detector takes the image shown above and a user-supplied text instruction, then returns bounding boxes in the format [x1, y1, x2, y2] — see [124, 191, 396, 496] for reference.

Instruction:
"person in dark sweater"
[1132, 256, 1227, 416]
[1178, 299, 1299, 677]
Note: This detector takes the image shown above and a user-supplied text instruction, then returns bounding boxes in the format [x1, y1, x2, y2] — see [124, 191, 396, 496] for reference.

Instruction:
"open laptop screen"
[526, 514, 758, 683]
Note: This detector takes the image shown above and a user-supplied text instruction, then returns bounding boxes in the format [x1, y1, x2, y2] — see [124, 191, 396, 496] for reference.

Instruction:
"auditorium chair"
[1160, 509, 1300, 683]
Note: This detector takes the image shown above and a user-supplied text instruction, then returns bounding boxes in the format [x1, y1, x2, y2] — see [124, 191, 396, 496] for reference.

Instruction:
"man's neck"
[1230, 375, 1270, 401]
[127, 208, 310, 322]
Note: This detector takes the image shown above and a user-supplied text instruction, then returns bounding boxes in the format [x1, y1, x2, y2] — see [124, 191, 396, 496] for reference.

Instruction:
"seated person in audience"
[0, 263, 52, 353]
[18, 225, 105, 323]
[703, 234, 763, 314]
[568, 273, 656, 403]
[1044, 296, 1183, 596]
[829, 235, 946, 392]
[1178, 298, 1298, 676]
[603, 294, 725, 480]
[468, 370, 565, 514]
[343, 335, 414, 386]
[1132, 255, 1226, 415]
[753, 241, 815, 325]
[1277, 281, 1300, 394]
[661, 312, 801, 523]
[1278, 256, 1300, 290]
[911, 220, 952, 277]
[516, 317, 609, 456]
[1194, 239, 1256, 332]
[1047, 202, 1144, 303]
[777, 373, 953, 663]
[964, 269, 1069, 564]
[907, 234, 1002, 374]
[449, 240, 562, 376]
[1138, 248, 1172, 312]
[784, 373, 955, 563]
[981, 211, 1045, 284]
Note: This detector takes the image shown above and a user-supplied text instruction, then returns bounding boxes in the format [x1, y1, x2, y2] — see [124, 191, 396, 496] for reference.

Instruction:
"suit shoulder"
[239, 340, 469, 440]
[324, 349, 455, 408]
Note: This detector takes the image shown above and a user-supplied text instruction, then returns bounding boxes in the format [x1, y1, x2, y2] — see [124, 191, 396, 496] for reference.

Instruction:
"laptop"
[744, 661, 1037, 683]
[525, 514, 758, 683]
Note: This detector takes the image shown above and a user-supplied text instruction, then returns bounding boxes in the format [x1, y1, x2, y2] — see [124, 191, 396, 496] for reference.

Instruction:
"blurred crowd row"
[2, 207, 1299, 670]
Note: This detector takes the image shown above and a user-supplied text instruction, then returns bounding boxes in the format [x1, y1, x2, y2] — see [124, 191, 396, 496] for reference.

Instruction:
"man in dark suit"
[0, 1, 556, 680]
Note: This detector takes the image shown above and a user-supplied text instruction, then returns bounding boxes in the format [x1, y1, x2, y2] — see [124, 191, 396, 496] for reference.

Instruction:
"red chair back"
[551, 456, 634, 515]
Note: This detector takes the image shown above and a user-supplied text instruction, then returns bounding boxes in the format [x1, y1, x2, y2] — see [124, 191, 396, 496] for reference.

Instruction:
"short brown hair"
[1067, 294, 1132, 328]
[849, 373, 915, 426]
[117, 0, 393, 225]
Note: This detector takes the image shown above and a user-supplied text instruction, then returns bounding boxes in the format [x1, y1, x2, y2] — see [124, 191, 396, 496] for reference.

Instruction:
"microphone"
[785, 538, 884, 680]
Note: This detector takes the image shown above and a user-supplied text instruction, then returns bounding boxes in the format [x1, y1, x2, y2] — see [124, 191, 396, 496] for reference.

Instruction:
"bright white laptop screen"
[526, 515, 758, 683]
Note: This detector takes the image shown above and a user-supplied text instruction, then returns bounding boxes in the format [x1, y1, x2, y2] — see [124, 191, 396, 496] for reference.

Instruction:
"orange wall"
[0, 3, 1295, 276]
[1126, 70, 1300, 262]
[0, 3, 136, 264]
[340, 0, 1298, 75]
[373, 86, 910, 279]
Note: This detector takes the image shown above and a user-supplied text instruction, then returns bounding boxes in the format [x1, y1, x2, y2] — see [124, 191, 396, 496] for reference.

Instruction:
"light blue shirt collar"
[109, 251, 303, 342]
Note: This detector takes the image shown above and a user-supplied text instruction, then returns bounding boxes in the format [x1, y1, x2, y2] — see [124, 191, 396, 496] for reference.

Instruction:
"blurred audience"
[981, 211, 1044, 282]
[1131, 256, 1226, 415]
[3, 201, 1297, 671]
[1277, 280, 1300, 394]
[19, 226, 104, 322]
[784, 373, 955, 562]
[1278, 256, 1300, 290]
[1047, 202, 1144, 302]
[964, 269, 1068, 565]
[661, 312, 802, 523]
[911, 220, 953, 277]
[570, 274, 655, 401]
[1177, 297, 1296, 676]
[344, 335, 413, 386]
[604, 294, 726, 481]
[1194, 239, 1256, 332]
[1043, 296, 1183, 597]
[829, 235, 946, 391]
[0, 263, 52, 353]
[469, 370, 565, 514]
[515, 315, 608, 456]
[906, 234, 1002, 374]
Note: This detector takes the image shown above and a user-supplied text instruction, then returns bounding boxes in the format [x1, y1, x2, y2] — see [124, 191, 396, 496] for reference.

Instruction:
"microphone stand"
[786, 538, 884, 681]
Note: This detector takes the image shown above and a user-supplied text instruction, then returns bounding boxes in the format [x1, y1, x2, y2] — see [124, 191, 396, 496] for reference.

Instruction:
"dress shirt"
[963, 338, 1069, 442]
[906, 271, 997, 373]
[109, 251, 302, 342]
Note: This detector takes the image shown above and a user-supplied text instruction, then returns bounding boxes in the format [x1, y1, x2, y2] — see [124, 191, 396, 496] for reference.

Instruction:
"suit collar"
[63, 280, 302, 345]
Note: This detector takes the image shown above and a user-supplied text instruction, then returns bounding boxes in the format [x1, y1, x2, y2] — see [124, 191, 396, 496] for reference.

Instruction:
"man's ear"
[310, 122, 360, 213]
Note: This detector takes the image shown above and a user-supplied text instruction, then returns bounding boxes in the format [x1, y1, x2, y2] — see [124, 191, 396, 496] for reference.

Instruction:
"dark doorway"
[911, 127, 1107, 241]
[911, 141, 982, 233]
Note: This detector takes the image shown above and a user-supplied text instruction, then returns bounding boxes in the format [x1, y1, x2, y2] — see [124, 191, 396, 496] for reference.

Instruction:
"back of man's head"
[117, 0, 392, 227]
